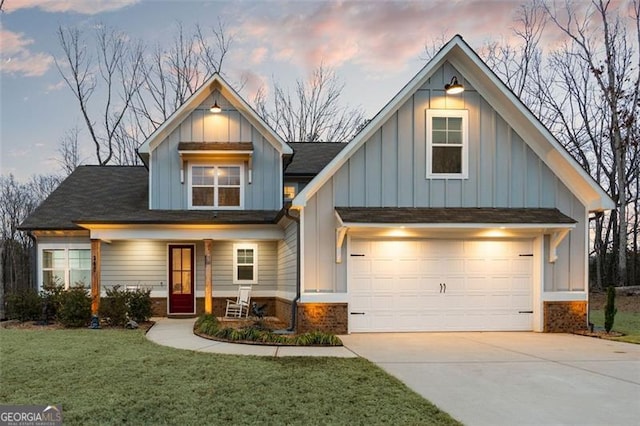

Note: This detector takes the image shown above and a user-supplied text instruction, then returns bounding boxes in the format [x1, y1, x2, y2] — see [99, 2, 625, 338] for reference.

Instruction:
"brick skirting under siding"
[150, 297, 293, 322]
[543, 301, 588, 332]
[296, 303, 348, 334]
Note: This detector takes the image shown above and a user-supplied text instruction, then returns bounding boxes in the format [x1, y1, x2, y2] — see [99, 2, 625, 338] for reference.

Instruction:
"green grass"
[590, 310, 640, 344]
[0, 329, 459, 425]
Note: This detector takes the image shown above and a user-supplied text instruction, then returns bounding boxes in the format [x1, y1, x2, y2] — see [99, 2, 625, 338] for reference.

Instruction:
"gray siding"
[100, 239, 278, 297]
[304, 61, 588, 294]
[151, 90, 282, 210]
[277, 218, 297, 298]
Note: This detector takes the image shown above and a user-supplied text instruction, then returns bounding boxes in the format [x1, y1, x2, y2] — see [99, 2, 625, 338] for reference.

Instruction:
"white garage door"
[349, 239, 533, 332]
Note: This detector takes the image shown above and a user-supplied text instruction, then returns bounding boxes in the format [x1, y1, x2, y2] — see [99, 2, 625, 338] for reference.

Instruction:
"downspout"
[27, 232, 37, 291]
[284, 206, 301, 332]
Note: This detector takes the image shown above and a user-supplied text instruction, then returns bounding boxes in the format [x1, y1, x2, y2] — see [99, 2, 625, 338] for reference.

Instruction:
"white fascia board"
[342, 222, 575, 230]
[447, 45, 614, 212]
[300, 293, 349, 303]
[291, 37, 461, 208]
[542, 291, 588, 302]
[79, 224, 284, 241]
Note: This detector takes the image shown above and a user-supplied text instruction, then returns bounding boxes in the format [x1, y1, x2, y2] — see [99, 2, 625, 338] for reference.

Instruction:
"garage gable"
[292, 35, 613, 213]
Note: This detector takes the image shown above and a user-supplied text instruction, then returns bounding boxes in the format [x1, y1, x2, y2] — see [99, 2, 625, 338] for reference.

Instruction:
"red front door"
[169, 245, 194, 314]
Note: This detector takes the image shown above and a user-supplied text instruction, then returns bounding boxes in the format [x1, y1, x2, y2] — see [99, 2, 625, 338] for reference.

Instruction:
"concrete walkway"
[145, 317, 357, 357]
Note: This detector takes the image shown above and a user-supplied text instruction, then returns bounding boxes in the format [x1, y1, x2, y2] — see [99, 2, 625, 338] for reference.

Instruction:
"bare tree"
[542, 0, 640, 286]
[255, 64, 365, 142]
[0, 174, 61, 318]
[57, 127, 83, 175]
[56, 24, 145, 165]
[132, 21, 232, 139]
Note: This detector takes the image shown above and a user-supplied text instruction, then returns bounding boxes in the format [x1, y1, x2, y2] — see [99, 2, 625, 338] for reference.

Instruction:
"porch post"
[204, 239, 213, 314]
[91, 239, 101, 315]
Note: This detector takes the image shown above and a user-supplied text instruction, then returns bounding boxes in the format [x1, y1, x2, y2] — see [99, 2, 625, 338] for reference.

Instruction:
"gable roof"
[291, 35, 614, 212]
[137, 73, 292, 161]
[19, 166, 282, 230]
[285, 142, 348, 177]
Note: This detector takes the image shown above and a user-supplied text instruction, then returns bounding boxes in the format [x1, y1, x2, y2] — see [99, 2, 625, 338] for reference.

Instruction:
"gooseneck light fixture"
[444, 76, 464, 95]
[210, 101, 222, 113]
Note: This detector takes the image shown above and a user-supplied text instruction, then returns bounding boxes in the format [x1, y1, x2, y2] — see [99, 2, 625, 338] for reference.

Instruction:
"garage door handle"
[440, 283, 446, 293]
[519, 310, 533, 314]
[350, 312, 365, 315]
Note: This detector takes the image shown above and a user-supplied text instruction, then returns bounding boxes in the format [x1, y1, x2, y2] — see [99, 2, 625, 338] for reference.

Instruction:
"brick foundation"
[151, 297, 289, 321]
[296, 303, 348, 334]
[543, 301, 588, 332]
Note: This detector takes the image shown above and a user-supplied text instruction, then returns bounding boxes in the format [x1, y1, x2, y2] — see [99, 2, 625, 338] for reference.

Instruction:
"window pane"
[44, 270, 65, 287]
[192, 187, 214, 206]
[432, 130, 447, 144]
[192, 166, 215, 185]
[218, 187, 240, 206]
[182, 249, 191, 271]
[182, 272, 192, 294]
[172, 272, 182, 293]
[237, 265, 254, 281]
[69, 250, 90, 269]
[70, 270, 90, 288]
[218, 166, 240, 186]
[284, 185, 296, 200]
[432, 147, 462, 174]
[237, 249, 253, 264]
[447, 117, 462, 131]
[447, 130, 462, 145]
[432, 117, 446, 130]
[172, 248, 182, 270]
[43, 250, 65, 268]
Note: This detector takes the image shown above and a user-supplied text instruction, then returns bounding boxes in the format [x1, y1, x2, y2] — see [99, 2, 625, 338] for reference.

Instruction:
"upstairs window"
[283, 184, 297, 201]
[189, 164, 243, 209]
[426, 109, 468, 178]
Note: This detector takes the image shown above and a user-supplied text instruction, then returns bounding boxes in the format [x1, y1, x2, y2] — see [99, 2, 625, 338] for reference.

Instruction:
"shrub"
[57, 286, 92, 327]
[604, 285, 617, 333]
[100, 285, 130, 327]
[40, 283, 64, 321]
[6, 289, 41, 322]
[128, 288, 153, 322]
[195, 314, 220, 335]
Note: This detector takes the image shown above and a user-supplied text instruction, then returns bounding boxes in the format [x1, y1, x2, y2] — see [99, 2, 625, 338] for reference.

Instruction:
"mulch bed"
[1, 320, 155, 332]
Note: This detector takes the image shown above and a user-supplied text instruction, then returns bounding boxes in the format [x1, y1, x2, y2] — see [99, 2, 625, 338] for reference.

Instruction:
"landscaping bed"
[585, 292, 640, 344]
[194, 314, 343, 346]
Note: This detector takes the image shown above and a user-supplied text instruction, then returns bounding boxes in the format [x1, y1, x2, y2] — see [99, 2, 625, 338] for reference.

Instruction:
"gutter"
[284, 206, 301, 332]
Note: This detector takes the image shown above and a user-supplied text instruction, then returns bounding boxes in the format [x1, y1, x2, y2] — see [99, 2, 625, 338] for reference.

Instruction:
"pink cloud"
[4, 0, 139, 14]
[0, 30, 54, 77]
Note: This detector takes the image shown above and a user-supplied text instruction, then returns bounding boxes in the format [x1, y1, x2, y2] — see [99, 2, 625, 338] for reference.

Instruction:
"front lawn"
[589, 310, 640, 344]
[0, 329, 459, 425]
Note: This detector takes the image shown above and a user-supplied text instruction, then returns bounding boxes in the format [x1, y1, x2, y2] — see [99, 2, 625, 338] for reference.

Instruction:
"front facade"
[21, 36, 613, 333]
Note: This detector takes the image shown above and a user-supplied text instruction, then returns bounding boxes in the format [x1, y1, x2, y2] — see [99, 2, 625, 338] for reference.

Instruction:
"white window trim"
[233, 243, 258, 284]
[38, 243, 91, 291]
[426, 109, 469, 179]
[187, 162, 245, 210]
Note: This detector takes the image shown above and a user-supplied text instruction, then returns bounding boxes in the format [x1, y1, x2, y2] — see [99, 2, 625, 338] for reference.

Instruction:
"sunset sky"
[0, 0, 587, 181]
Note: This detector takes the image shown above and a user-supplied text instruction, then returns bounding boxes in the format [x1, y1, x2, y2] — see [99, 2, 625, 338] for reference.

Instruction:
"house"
[20, 35, 613, 334]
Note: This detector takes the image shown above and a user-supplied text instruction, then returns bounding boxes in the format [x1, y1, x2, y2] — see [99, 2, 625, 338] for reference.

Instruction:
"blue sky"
[1, 0, 561, 181]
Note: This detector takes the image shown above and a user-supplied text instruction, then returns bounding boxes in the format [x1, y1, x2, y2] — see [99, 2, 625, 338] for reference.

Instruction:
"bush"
[100, 285, 129, 326]
[128, 288, 153, 322]
[6, 289, 41, 322]
[194, 314, 220, 336]
[57, 286, 92, 327]
[604, 285, 617, 333]
[294, 331, 343, 346]
[41, 283, 64, 322]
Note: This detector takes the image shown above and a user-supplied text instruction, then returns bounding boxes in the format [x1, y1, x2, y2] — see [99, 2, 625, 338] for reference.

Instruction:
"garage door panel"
[349, 239, 533, 332]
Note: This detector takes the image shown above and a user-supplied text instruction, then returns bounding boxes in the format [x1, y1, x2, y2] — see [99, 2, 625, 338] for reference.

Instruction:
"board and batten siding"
[304, 61, 587, 294]
[277, 218, 297, 299]
[100, 240, 278, 297]
[150, 90, 282, 210]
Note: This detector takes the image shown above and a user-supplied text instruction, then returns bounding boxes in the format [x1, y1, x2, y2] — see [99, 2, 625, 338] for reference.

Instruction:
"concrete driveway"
[340, 332, 640, 426]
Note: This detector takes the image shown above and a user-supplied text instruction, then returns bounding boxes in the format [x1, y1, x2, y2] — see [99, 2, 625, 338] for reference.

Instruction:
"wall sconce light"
[444, 76, 464, 94]
[209, 101, 222, 113]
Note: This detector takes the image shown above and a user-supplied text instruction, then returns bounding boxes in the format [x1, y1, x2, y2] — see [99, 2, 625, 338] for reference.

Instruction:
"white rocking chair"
[225, 285, 252, 318]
